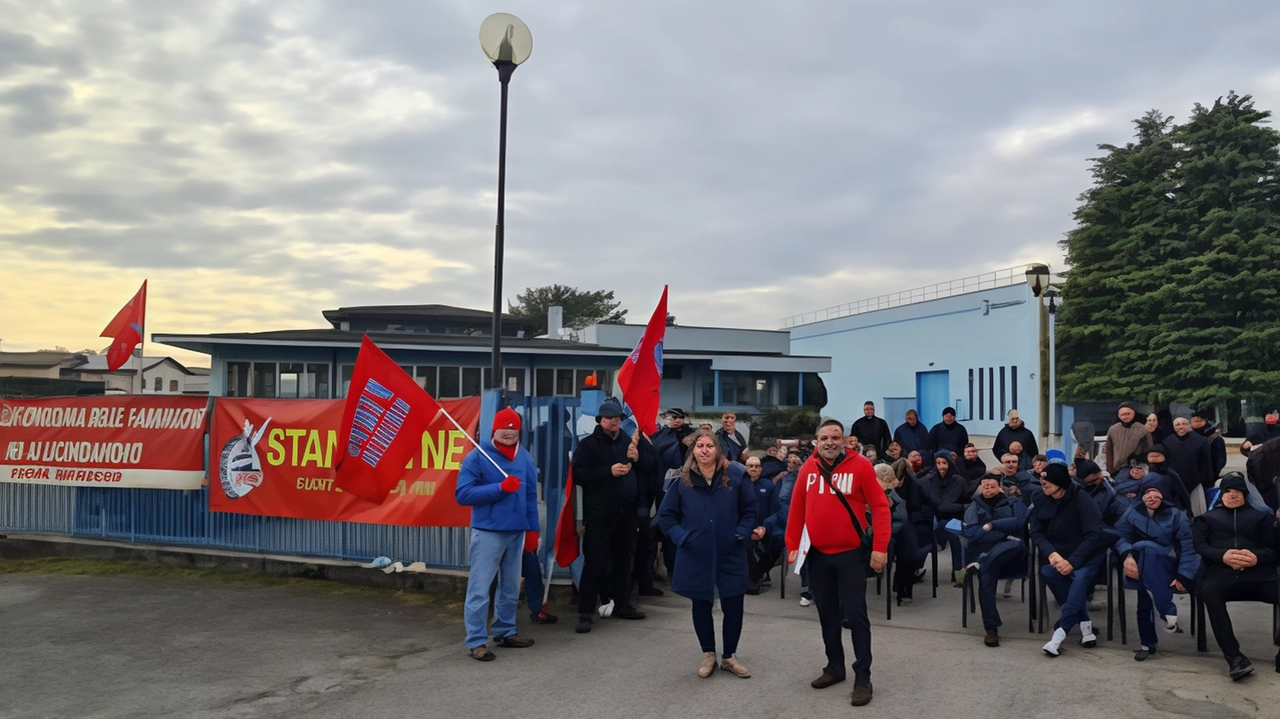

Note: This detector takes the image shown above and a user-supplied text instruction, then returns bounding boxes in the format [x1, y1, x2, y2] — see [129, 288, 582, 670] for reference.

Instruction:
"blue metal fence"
[0, 394, 584, 571]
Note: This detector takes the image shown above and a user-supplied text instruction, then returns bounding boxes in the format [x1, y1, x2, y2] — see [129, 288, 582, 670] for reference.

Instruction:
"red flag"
[617, 286, 667, 435]
[553, 468, 580, 567]
[100, 281, 147, 372]
[334, 336, 443, 504]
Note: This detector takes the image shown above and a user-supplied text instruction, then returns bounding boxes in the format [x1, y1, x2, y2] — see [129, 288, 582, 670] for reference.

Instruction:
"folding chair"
[961, 547, 1028, 629]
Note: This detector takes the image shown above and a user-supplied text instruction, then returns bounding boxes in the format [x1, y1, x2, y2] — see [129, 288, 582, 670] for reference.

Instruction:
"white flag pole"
[436, 405, 508, 475]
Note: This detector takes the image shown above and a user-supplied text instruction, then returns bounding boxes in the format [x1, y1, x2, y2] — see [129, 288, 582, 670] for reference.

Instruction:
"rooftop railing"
[782, 264, 1036, 328]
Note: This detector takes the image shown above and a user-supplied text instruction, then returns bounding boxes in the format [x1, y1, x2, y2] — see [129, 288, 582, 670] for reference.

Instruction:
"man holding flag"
[455, 407, 541, 661]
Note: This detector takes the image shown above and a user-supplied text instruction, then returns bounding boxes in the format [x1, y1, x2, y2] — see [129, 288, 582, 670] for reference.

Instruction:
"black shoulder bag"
[818, 468, 874, 546]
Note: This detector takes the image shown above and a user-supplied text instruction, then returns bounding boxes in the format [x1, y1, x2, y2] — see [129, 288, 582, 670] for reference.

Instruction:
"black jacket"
[922, 456, 968, 522]
[927, 420, 969, 456]
[893, 421, 930, 456]
[1192, 501, 1278, 584]
[850, 415, 892, 454]
[1029, 483, 1105, 569]
[571, 425, 657, 519]
[993, 424, 1039, 459]
[1193, 425, 1227, 479]
[652, 425, 694, 472]
[1163, 431, 1213, 492]
[1245, 436, 1280, 512]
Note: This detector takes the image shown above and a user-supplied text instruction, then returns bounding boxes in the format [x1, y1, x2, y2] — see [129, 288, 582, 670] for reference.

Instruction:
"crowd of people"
[454, 398, 1280, 702]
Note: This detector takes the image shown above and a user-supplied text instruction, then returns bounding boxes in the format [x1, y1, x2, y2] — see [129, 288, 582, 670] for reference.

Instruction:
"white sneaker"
[799, 591, 814, 607]
[1164, 615, 1180, 634]
[1079, 621, 1097, 648]
[598, 600, 615, 618]
[1043, 628, 1067, 657]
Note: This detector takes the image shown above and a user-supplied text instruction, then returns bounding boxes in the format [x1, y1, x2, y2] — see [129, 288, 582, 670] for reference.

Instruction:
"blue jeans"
[522, 551, 545, 617]
[976, 541, 1025, 630]
[1127, 542, 1178, 649]
[464, 528, 523, 649]
[1040, 555, 1103, 634]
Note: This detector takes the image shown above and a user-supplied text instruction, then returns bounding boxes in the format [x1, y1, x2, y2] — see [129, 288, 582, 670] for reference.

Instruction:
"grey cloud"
[0, 83, 85, 136]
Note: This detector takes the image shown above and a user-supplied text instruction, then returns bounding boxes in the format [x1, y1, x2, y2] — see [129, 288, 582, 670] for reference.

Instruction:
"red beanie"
[493, 407, 521, 433]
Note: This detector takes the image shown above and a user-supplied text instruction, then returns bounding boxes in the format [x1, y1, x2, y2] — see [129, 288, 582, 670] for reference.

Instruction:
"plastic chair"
[961, 545, 1028, 629]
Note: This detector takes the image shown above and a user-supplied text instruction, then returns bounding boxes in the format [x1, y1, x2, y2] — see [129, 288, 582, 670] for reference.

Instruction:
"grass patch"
[0, 556, 463, 610]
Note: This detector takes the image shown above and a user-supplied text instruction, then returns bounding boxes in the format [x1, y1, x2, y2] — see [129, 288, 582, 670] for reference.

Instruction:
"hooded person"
[455, 407, 542, 661]
[923, 449, 970, 583]
[1030, 463, 1107, 657]
[1105, 402, 1152, 477]
[569, 398, 656, 633]
[1075, 458, 1131, 533]
[1114, 482, 1199, 661]
[1142, 444, 1192, 513]
[1192, 474, 1280, 680]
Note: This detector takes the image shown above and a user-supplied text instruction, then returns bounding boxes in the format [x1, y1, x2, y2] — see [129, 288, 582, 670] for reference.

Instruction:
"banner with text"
[0, 396, 207, 489]
[210, 396, 481, 526]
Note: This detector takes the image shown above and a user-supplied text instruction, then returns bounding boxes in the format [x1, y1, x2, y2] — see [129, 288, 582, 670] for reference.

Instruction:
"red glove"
[524, 531, 539, 553]
[499, 475, 521, 493]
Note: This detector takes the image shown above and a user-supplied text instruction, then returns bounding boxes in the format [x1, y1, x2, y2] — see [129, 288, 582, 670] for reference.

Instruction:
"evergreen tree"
[1059, 93, 1280, 408]
[507, 285, 627, 335]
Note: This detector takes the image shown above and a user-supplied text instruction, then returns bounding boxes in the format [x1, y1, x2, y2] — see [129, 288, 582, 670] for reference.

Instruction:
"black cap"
[664, 407, 688, 420]
[943, 407, 956, 417]
[1219, 473, 1249, 496]
[595, 398, 626, 420]
[1075, 458, 1101, 477]
[1043, 463, 1072, 489]
[1148, 443, 1167, 458]
[1191, 409, 1209, 420]
[1119, 401, 1136, 411]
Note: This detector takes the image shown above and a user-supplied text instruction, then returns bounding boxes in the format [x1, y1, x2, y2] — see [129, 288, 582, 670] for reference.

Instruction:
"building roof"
[0, 351, 88, 369]
[321, 304, 528, 326]
[75, 355, 203, 375]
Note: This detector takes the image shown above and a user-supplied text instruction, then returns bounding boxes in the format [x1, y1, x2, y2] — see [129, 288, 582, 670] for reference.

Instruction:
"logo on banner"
[219, 417, 271, 499]
[347, 378, 411, 469]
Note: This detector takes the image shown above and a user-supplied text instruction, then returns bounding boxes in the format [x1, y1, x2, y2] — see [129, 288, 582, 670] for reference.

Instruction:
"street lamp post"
[1043, 285, 1061, 437]
[479, 13, 533, 391]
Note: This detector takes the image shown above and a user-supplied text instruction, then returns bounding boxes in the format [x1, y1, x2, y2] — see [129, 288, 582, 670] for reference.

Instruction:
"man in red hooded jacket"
[787, 419, 891, 707]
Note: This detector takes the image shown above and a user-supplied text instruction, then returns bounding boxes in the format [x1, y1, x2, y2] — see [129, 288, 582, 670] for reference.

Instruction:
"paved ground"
[3, 558, 1279, 719]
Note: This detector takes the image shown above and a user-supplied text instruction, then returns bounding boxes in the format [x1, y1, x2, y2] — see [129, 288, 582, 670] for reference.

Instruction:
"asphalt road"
[2, 563, 1279, 719]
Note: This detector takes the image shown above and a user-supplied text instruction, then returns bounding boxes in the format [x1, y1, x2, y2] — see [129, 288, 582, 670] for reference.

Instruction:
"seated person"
[1145, 445, 1192, 513]
[1007, 441, 1033, 471]
[1114, 483, 1199, 661]
[1077, 458, 1131, 537]
[1030, 463, 1107, 656]
[1016, 454, 1049, 505]
[923, 450, 970, 585]
[1192, 475, 1280, 680]
[962, 473, 1029, 648]
[959, 443, 987, 490]
[1112, 459, 1148, 502]
[885, 441, 903, 463]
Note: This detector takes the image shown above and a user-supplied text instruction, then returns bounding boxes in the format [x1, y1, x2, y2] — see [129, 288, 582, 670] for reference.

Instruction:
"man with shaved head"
[993, 409, 1038, 461]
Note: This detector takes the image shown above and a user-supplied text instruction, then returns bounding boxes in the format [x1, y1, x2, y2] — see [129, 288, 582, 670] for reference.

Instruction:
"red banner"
[0, 396, 207, 489]
[210, 397, 481, 526]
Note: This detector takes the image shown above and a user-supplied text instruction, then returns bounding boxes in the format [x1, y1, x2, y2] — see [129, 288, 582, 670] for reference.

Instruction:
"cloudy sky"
[3, 0, 1279, 367]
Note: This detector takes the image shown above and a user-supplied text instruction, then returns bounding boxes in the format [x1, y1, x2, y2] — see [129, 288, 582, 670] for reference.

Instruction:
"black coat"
[993, 424, 1039, 459]
[850, 415, 892, 454]
[927, 420, 969, 456]
[1245, 436, 1280, 511]
[652, 425, 693, 472]
[571, 425, 657, 519]
[1192, 501, 1278, 584]
[1163, 431, 1213, 492]
[1029, 483, 1105, 569]
[1194, 426, 1227, 479]
[923, 459, 968, 522]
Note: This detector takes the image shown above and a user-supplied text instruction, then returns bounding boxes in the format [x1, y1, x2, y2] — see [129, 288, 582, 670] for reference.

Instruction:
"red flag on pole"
[334, 336, 443, 504]
[553, 468, 580, 567]
[617, 286, 667, 435]
[100, 281, 147, 372]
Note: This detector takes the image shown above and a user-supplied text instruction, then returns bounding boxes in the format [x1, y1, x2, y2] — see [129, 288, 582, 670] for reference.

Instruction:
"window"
[309, 364, 330, 399]
[529, 368, 611, 397]
[504, 368, 525, 394]
[279, 363, 303, 398]
[339, 365, 354, 398]
[555, 369, 575, 396]
[415, 366, 438, 395]
[169, 380, 179, 392]
[153, 376, 162, 391]
[227, 362, 250, 397]
[702, 381, 715, 406]
[461, 367, 483, 396]
[252, 362, 277, 398]
[783, 376, 799, 406]
[534, 368, 554, 397]
[439, 367, 461, 398]
[665, 364, 683, 380]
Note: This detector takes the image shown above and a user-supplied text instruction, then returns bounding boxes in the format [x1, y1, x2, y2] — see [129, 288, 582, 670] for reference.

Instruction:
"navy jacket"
[923, 453, 969, 522]
[455, 441, 540, 533]
[762, 471, 797, 540]
[715, 428, 747, 462]
[1029, 483, 1105, 569]
[927, 420, 970, 456]
[893, 421, 930, 456]
[1114, 501, 1199, 584]
[747, 476, 777, 530]
[1192, 497, 1279, 584]
[652, 425, 693, 472]
[1081, 479, 1131, 528]
[1163, 431, 1213, 492]
[657, 464, 757, 601]
[963, 493, 1028, 556]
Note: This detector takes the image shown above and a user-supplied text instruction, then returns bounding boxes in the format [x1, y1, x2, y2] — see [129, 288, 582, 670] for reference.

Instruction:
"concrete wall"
[0, 366, 60, 379]
[790, 283, 1043, 437]
[581, 323, 791, 354]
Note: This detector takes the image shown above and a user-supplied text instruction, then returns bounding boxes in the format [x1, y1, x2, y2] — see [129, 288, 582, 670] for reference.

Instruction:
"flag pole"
[436, 406, 508, 475]
[137, 311, 145, 394]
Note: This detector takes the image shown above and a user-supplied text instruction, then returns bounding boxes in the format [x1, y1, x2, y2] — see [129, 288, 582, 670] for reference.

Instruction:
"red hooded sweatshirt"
[785, 451, 892, 555]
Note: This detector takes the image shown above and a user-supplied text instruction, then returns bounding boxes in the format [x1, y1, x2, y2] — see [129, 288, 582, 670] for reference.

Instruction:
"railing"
[782, 264, 1036, 328]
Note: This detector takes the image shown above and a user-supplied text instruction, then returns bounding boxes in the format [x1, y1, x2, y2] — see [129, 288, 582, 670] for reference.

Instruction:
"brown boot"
[850, 682, 873, 706]
[811, 668, 846, 689]
[720, 655, 751, 678]
[984, 629, 1000, 647]
[698, 652, 716, 678]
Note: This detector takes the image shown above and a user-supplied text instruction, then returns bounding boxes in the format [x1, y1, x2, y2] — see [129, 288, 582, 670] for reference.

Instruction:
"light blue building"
[787, 265, 1052, 440]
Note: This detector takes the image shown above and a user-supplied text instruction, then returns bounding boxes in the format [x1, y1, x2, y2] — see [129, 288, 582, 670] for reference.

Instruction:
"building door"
[916, 371, 950, 427]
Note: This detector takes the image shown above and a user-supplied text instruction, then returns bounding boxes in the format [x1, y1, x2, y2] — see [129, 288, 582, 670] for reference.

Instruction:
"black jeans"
[692, 594, 744, 658]
[891, 528, 920, 599]
[1198, 572, 1280, 661]
[807, 547, 873, 684]
[975, 542, 1025, 630]
[632, 516, 656, 592]
[579, 510, 637, 615]
[749, 538, 783, 583]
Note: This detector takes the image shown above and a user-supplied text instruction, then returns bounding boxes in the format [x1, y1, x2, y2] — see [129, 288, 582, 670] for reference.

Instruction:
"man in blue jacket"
[745, 457, 780, 594]
[1030, 463, 1106, 657]
[1115, 482, 1199, 661]
[893, 410, 929, 458]
[455, 407, 540, 661]
[963, 474, 1028, 647]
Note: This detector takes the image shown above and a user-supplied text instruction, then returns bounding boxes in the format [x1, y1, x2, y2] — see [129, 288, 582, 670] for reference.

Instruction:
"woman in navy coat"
[658, 430, 758, 679]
